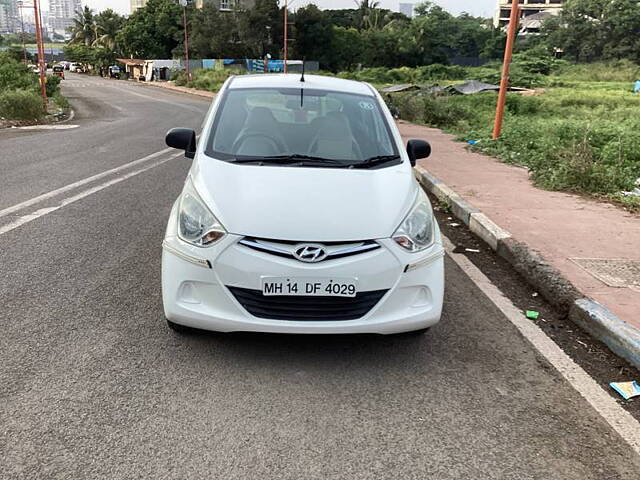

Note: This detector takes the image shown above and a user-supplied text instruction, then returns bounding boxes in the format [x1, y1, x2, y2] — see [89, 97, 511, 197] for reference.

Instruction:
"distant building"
[130, 0, 146, 13]
[494, 0, 564, 28]
[49, 0, 82, 37]
[194, 0, 255, 10]
[399, 2, 414, 18]
[0, 0, 18, 34]
[519, 9, 560, 34]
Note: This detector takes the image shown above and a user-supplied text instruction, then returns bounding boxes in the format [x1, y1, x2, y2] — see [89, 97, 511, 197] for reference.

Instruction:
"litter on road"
[609, 381, 640, 400]
[526, 310, 540, 319]
[465, 248, 480, 253]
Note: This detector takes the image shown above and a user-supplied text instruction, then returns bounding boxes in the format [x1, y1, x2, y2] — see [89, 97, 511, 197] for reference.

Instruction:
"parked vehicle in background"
[52, 65, 65, 80]
[69, 63, 84, 73]
[162, 74, 443, 336]
[108, 65, 121, 79]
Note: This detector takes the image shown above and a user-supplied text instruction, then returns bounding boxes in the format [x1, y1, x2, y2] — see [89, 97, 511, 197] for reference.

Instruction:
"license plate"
[261, 277, 358, 297]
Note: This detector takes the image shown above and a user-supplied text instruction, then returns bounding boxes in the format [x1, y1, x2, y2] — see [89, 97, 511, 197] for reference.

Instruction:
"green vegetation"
[0, 90, 44, 120]
[384, 61, 640, 209]
[0, 52, 66, 122]
[173, 68, 236, 92]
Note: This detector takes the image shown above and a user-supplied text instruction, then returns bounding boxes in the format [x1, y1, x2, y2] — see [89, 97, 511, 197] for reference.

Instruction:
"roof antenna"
[300, 57, 305, 83]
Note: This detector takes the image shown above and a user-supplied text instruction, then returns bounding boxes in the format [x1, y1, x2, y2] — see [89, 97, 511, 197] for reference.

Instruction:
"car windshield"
[206, 87, 398, 165]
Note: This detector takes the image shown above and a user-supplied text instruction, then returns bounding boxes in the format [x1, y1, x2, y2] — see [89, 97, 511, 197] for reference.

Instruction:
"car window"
[206, 87, 397, 163]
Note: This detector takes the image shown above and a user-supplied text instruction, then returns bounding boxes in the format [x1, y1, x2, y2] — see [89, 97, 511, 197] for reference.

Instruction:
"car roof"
[228, 74, 375, 97]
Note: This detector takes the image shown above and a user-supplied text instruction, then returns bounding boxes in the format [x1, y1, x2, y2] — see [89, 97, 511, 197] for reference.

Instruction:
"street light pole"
[32, 0, 48, 108]
[492, 2, 520, 139]
[180, 0, 190, 82]
[283, 0, 288, 73]
[17, 1, 28, 64]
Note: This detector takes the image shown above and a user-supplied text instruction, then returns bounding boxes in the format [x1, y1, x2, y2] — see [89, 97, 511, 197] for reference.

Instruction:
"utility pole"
[180, 0, 190, 81]
[283, 0, 288, 73]
[33, 0, 48, 109]
[17, 1, 28, 64]
[492, 2, 520, 139]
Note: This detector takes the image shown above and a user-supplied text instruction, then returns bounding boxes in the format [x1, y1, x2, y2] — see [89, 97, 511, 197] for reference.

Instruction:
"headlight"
[393, 191, 435, 252]
[178, 179, 226, 247]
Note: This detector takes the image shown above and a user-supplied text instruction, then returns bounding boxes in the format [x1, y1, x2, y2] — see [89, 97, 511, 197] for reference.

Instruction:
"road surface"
[1, 74, 639, 479]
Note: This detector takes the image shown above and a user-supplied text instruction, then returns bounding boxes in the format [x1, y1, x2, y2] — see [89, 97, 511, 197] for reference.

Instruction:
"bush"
[0, 52, 37, 92]
[416, 64, 467, 81]
[174, 68, 236, 92]
[52, 92, 70, 110]
[0, 89, 44, 119]
[45, 74, 61, 97]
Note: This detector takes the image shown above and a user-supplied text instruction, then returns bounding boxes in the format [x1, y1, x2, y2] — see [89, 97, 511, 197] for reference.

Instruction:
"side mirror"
[166, 128, 197, 159]
[406, 139, 431, 167]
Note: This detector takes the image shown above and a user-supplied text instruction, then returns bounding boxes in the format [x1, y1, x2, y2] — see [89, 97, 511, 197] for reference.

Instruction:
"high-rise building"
[399, 2, 414, 18]
[0, 0, 18, 34]
[48, 0, 82, 35]
[494, 0, 564, 28]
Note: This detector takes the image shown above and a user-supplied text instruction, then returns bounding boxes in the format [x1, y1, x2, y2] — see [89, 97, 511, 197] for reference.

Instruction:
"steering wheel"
[232, 132, 287, 156]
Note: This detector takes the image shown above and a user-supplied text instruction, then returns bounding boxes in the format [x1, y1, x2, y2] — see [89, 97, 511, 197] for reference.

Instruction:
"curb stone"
[415, 165, 640, 369]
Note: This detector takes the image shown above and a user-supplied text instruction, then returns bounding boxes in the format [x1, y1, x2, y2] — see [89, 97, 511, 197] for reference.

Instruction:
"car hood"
[192, 158, 417, 242]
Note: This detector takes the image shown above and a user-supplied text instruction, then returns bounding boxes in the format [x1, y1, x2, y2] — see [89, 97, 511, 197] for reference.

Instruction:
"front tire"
[166, 319, 192, 334]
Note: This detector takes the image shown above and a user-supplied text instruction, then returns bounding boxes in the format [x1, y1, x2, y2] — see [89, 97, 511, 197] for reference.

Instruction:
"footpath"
[402, 122, 639, 368]
[142, 80, 640, 367]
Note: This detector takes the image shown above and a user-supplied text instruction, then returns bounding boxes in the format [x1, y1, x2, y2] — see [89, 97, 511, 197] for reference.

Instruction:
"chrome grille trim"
[238, 237, 381, 262]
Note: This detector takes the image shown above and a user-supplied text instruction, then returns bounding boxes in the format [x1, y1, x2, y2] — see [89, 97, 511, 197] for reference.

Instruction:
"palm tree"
[353, 0, 382, 30]
[68, 6, 97, 46]
[93, 9, 125, 51]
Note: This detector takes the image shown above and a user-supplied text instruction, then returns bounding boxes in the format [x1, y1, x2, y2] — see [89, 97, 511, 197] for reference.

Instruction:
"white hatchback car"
[162, 74, 444, 335]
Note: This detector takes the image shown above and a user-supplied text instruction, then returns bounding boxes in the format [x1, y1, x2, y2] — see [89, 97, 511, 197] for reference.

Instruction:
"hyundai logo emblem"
[293, 244, 327, 263]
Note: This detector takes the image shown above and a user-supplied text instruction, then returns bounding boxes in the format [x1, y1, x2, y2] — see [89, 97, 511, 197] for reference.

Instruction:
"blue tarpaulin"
[634, 81, 640, 93]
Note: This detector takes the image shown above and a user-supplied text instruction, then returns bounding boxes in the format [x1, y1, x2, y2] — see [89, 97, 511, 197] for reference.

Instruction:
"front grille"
[227, 287, 388, 321]
[238, 237, 380, 263]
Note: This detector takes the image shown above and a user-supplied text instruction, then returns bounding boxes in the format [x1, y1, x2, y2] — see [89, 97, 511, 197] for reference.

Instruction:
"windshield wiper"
[352, 154, 402, 169]
[232, 154, 347, 166]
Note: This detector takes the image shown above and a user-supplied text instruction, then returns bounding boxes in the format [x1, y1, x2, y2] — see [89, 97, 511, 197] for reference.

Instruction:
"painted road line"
[0, 152, 182, 237]
[442, 234, 640, 456]
[0, 147, 173, 219]
[17, 125, 80, 130]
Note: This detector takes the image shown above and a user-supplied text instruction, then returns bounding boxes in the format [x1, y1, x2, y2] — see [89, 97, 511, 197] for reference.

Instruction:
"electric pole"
[283, 0, 288, 73]
[492, 3, 520, 139]
[33, 0, 48, 109]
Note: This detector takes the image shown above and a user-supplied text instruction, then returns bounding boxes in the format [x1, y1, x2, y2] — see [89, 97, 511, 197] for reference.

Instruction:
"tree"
[94, 9, 125, 51]
[236, 0, 282, 58]
[189, 2, 249, 58]
[69, 6, 97, 46]
[292, 5, 333, 62]
[543, 0, 640, 63]
[116, 0, 182, 59]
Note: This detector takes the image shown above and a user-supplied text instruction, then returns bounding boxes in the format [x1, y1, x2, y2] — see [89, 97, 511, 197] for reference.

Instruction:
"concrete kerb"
[414, 165, 640, 369]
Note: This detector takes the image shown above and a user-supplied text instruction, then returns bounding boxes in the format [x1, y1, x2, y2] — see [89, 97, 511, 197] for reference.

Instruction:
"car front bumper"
[161, 209, 445, 335]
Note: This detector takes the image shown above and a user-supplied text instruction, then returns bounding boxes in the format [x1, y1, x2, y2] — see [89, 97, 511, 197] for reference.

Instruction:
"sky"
[53, 0, 495, 18]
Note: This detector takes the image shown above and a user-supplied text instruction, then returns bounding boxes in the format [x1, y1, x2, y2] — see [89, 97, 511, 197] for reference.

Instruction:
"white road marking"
[0, 147, 173, 219]
[0, 152, 182, 237]
[442, 235, 640, 456]
[17, 124, 79, 130]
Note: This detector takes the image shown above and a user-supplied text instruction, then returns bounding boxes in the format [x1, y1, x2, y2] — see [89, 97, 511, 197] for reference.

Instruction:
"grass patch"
[384, 73, 640, 210]
[174, 68, 238, 92]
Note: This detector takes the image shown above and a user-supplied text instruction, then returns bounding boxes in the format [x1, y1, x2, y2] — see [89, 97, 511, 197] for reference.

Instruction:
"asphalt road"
[1, 74, 639, 479]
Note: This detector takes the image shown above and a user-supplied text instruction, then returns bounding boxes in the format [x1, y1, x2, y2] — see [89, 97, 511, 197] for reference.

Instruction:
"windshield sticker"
[359, 101, 375, 110]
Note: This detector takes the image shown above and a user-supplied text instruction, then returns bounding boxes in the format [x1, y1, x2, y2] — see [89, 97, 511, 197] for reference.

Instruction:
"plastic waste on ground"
[610, 381, 640, 400]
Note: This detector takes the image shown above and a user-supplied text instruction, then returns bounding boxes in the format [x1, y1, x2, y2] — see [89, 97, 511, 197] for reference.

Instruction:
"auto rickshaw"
[52, 65, 65, 80]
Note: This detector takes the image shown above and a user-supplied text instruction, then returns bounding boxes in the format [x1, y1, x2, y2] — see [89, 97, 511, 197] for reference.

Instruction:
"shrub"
[45, 74, 61, 97]
[0, 52, 37, 92]
[53, 92, 70, 110]
[0, 89, 44, 119]
[416, 64, 467, 81]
